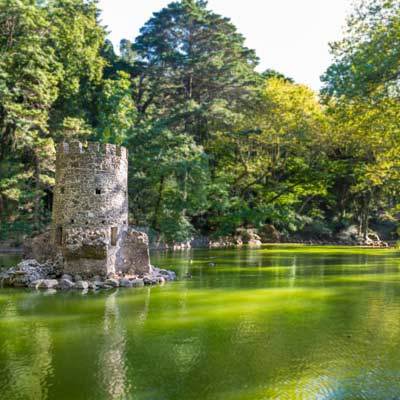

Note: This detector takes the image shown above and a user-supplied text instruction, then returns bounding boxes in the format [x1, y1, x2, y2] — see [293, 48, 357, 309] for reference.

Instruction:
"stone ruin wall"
[52, 141, 131, 276]
[53, 141, 128, 228]
[19, 140, 155, 284]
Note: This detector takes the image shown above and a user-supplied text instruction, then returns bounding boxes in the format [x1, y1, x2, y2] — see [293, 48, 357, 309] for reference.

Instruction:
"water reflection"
[0, 295, 53, 400]
[98, 290, 129, 399]
[2, 246, 400, 399]
[137, 287, 151, 326]
[289, 256, 297, 287]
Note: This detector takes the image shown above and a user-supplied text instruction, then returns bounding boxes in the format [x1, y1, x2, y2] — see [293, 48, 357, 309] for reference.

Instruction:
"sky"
[98, 0, 353, 91]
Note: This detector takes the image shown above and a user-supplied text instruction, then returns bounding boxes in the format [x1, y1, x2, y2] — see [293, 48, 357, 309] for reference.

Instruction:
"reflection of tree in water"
[0, 296, 53, 400]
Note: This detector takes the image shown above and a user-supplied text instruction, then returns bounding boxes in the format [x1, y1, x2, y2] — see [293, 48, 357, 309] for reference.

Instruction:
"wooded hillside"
[1, 0, 399, 244]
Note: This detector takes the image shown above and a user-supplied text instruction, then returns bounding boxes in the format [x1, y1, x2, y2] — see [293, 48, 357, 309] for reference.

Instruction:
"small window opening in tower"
[111, 227, 118, 246]
[96, 188, 101, 195]
[70, 219, 74, 224]
[56, 226, 63, 245]
[60, 186, 64, 194]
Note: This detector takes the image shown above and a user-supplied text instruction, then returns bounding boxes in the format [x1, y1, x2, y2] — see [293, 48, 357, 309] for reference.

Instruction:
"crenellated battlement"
[56, 141, 127, 159]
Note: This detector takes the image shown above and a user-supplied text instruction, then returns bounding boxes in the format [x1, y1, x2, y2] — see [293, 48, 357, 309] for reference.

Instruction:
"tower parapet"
[56, 141, 127, 158]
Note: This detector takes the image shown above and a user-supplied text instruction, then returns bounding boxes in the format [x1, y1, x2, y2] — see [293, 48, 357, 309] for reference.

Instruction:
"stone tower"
[52, 141, 150, 278]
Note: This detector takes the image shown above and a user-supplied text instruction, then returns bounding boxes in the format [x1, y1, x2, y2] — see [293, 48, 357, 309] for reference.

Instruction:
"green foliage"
[112, 0, 262, 241]
[95, 71, 137, 144]
[208, 77, 332, 235]
[125, 119, 210, 242]
[322, 0, 400, 239]
[132, 0, 260, 144]
[0, 0, 105, 235]
[1, 0, 399, 244]
[322, 0, 400, 98]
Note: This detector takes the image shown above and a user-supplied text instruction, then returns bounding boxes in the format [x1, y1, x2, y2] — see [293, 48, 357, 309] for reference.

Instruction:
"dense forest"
[0, 0, 399, 244]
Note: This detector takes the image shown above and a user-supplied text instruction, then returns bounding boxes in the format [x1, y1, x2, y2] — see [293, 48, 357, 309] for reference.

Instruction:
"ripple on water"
[2, 246, 400, 399]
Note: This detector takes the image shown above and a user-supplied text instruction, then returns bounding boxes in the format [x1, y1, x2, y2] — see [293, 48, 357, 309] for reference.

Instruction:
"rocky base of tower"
[0, 259, 176, 291]
[23, 227, 153, 278]
[1, 226, 176, 291]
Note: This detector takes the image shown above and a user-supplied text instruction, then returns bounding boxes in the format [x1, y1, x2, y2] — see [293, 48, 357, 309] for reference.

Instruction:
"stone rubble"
[0, 259, 176, 292]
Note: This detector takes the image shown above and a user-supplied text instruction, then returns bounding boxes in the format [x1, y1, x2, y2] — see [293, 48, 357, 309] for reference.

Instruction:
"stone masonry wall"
[19, 140, 154, 278]
[53, 141, 128, 230]
[116, 228, 151, 275]
[52, 141, 130, 277]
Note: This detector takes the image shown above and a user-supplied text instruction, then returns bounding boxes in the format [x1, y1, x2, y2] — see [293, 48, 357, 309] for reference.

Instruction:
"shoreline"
[1, 242, 395, 257]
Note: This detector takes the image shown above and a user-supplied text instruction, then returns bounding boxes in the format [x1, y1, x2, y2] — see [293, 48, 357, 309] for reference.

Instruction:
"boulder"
[38, 279, 59, 289]
[75, 281, 89, 290]
[209, 236, 243, 248]
[131, 278, 144, 287]
[153, 268, 176, 281]
[95, 281, 114, 290]
[236, 228, 262, 247]
[105, 278, 119, 288]
[143, 276, 157, 285]
[119, 278, 133, 288]
[88, 281, 100, 290]
[58, 279, 75, 290]
[10, 273, 29, 287]
[29, 280, 44, 289]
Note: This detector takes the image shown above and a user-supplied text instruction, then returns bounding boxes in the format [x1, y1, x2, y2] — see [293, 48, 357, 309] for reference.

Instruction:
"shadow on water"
[1, 246, 400, 399]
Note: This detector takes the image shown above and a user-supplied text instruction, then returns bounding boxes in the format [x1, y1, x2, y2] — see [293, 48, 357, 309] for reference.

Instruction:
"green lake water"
[1, 245, 400, 400]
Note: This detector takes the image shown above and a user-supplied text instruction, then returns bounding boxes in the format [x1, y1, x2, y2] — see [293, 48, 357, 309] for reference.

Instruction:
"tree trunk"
[358, 192, 371, 240]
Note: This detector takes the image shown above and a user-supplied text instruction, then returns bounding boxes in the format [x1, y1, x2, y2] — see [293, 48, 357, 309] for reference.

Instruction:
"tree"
[209, 77, 331, 236]
[322, 0, 400, 98]
[95, 71, 137, 145]
[132, 0, 260, 145]
[0, 0, 106, 236]
[126, 120, 210, 242]
[322, 0, 400, 239]
[106, 0, 262, 241]
[325, 96, 400, 238]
